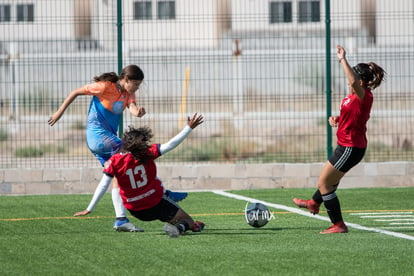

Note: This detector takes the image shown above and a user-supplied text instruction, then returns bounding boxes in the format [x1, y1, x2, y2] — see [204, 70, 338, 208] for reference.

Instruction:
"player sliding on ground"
[293, 45, 386, 234]
[74, 113, 205, 238]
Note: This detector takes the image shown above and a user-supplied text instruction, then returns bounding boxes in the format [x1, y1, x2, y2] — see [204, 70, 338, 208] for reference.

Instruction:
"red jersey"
[103, 144, 164, 211]
[336, 89, 373, 148]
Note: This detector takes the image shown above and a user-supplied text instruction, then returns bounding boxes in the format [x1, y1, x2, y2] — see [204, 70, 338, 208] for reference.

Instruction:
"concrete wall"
[1, 162, 413, 195]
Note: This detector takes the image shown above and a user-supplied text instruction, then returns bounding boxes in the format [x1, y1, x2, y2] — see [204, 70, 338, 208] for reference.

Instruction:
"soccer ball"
[245, 202, 271, 228]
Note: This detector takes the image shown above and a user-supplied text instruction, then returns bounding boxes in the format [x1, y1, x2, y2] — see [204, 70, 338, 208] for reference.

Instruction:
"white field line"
[381, 226, 414, 229]
[350, 212, 413, 216]
[213, 190, 414, 241]
[354, 213, 414, 227]
[375, 219, 414, 222]
[360, 215, 414, 218]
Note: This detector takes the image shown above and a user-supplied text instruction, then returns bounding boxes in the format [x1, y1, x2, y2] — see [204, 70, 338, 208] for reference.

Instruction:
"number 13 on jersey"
[125, 165, 148, 189]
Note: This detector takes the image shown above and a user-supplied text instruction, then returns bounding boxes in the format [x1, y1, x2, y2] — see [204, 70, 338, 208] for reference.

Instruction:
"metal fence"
[0, 0, 413, 169]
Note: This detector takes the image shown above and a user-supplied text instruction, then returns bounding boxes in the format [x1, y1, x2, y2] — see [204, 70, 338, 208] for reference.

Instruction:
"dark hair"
[93, 65, 144, 83]
[352, 62, 386, 89]
[121, 125, 154, 164]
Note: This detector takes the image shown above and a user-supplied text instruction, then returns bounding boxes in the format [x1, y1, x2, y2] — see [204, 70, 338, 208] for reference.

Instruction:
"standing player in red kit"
[74, 113, 205, 237]
[293, 45, 386, 234]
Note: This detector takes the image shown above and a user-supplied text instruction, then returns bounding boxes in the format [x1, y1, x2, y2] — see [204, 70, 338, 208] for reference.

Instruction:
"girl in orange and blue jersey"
[49, 65, 187, 232]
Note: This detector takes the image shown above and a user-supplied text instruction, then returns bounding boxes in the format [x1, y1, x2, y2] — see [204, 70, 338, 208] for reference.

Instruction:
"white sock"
[111, 188, 127, 218]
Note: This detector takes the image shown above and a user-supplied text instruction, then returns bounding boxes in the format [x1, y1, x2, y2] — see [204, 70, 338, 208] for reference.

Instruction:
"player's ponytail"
[93, 72, 118, 83]
[367, 62, 386, 89]
[353, 62, 386, 90]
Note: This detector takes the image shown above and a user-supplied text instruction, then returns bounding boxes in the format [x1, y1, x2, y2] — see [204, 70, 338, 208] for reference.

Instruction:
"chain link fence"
[0, 0, 413, 169]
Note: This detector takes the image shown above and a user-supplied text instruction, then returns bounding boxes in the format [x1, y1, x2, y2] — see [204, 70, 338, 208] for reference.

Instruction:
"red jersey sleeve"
[103, 159, 115, 176]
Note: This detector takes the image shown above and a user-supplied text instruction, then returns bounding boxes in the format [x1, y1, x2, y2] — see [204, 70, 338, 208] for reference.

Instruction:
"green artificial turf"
[1, 188, 413, 275]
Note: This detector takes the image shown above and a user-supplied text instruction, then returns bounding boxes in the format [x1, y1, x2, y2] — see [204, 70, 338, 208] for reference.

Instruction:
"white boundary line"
[350, 212, 413, 216]
[213, 190, 414, 241]
[360, 215, 414, 218]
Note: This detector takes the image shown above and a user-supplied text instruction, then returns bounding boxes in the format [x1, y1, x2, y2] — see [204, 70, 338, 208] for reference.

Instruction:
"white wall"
[94, 0, 231, 51]
[3, 0, 410, 51]
[376, 0, 414, 46]
[231, 0, 362, 32]
[91, 0, 117, 50]
[0, 0, 74, 41]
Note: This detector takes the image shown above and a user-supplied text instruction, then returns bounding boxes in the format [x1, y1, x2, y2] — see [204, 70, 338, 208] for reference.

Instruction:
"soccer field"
[1, 188, 413, 275]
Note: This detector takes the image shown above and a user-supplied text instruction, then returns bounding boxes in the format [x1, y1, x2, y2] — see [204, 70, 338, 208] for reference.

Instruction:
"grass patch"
[14, 146, 44, 157]
[14, 144, 66, 157]
[0, 128, 7, 141]
[0, 188, 413, 275]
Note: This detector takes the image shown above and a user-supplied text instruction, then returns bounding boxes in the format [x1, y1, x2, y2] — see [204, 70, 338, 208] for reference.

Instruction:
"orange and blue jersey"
[83, 81, 136, 165]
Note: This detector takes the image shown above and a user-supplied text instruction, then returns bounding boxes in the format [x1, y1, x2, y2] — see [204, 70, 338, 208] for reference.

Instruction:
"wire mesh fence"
[0, 0, 413, 169]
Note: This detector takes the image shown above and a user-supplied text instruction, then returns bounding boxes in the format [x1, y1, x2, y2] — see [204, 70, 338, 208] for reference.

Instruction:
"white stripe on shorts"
[333, 147, 352, 170]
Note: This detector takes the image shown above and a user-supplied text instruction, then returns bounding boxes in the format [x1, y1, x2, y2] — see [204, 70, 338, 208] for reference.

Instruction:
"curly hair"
[121, 125, 155, 164]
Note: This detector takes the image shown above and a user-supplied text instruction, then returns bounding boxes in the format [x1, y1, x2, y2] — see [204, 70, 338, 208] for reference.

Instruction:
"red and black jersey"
[336, 89, 373, 148]
[103, 144, 164, 211]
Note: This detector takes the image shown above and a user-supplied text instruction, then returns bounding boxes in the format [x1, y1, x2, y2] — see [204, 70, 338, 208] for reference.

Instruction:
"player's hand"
[74, 210, 91, 217]
[137, 106, 146, 117]
[337, 45, 346, 62]
[329, 116, 338, 127]
[187, 113, 204, 129]
[48, 112, 62, 126]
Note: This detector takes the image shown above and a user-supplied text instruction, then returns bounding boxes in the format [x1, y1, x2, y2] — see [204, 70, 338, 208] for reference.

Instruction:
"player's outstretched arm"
[73, 173, 113, 216]
[337, 45, 365, 100]
[48, 88, 85, 126]
[160, 113, 204, 155]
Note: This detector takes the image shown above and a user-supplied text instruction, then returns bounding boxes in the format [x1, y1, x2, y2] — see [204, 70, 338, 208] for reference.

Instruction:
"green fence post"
[325, 0, 333, 158]
[117, 0, 124, 138]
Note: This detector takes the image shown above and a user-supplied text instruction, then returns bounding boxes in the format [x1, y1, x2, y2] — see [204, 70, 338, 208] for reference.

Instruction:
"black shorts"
[128, 195, 179, 222]
[328, 145, 366, 173]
